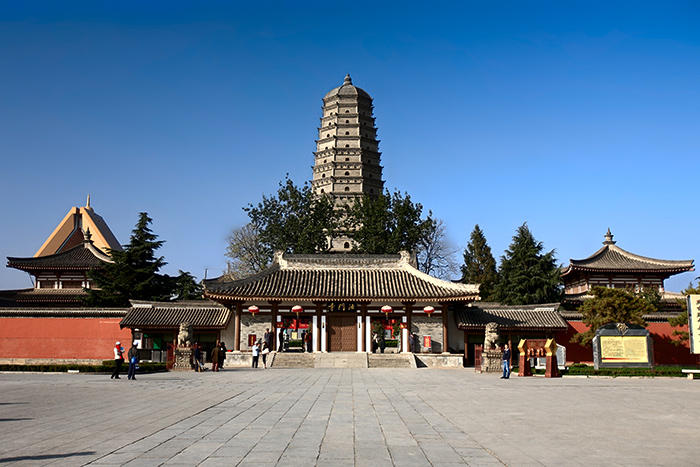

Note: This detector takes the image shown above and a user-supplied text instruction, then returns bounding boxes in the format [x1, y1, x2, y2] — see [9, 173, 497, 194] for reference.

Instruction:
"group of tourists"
[194, 341, 227, 372]
[110, 341, 139, 380]
[275, 327, 313, 353]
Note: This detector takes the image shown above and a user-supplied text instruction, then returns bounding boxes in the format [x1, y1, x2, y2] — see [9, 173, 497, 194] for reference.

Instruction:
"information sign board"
[687, 294, 700, 354]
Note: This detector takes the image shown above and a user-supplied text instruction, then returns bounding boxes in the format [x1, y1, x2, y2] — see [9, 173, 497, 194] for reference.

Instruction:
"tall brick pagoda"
[311, 74, 384, 250]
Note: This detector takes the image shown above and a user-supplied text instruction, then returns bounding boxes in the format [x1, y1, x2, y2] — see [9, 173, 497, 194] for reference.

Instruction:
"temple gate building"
[561, 229, 694, 310]
[0, 199, 131, 364]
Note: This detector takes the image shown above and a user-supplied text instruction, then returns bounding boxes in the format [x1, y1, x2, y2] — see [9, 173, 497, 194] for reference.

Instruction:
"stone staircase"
[315, 352, 368, 368]
[368, 353, 416, 368]
[269, 352, 314, 368]
[269, 352, 417, 368]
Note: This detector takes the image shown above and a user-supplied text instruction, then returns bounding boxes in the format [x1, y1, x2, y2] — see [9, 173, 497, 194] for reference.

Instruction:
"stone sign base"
[172, 347, 192, 371]
[481, 349, 503, 373]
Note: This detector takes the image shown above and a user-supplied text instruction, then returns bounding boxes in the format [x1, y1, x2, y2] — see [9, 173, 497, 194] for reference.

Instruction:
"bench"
[682, 369, 700, 380]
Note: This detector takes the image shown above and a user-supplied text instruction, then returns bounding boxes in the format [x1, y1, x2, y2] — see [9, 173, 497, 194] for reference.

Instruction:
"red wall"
[0, 317, 132, 361]
[557, 320, 698, 366]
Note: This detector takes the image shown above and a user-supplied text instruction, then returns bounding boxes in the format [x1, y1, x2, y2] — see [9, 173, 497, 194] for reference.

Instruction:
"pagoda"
[311, 74, 384, 250]
[561, 229, 694, 308]
[2, 197, 122, 306]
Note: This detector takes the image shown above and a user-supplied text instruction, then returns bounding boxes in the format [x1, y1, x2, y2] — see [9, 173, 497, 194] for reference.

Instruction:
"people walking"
[261, 341, 270, 368]
[379, 333, 386, 354]
[194, 343, 205, 372]
[264, 328, 273, 352]
[127, 342, 139, 380]
[252, 340, 260, 368]
[501, 344, 511, 379]
[218, 341, 226, 370]
[111, 341, 124, 379]
[212, 340, 220, 372]
[305, 330, 312, 353]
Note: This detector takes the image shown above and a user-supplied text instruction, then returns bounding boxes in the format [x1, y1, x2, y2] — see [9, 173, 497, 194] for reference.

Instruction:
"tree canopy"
[416, 218, 458, 279]
[460, 224, 498, 300]
[85, 212, 200, 306]
[572, 286, 655, 346]
[492, 223, 561, 305]
[245, 177, 340, 256]
[344, 190, 434, 256]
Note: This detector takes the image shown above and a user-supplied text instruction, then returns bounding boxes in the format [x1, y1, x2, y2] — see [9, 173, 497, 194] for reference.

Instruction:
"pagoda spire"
[603, 228, 616, 245]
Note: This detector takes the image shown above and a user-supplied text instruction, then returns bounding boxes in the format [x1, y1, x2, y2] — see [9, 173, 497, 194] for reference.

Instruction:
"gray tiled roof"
[120, 300, 230, 329]
[204, 252, 479, 303]
[0, 288, 88, 307]
[7, 242, 111, 272]
[455, 303, 567, 331]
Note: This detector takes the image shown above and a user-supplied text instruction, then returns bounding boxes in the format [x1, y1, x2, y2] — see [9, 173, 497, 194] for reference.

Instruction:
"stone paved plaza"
[1, 368, 699, 466]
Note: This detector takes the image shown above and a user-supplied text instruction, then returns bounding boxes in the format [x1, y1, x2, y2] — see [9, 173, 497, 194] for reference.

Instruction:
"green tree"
[244, 177, 340, 262]
[572, 287, 654, 346]
[345, 190, 434, 255]
[492, 223, 561, 305]
[460, 224, 498, 300]
[85, 212, 173, 306]
[669, 279, 700, 346]
[171, 270, 203, 300]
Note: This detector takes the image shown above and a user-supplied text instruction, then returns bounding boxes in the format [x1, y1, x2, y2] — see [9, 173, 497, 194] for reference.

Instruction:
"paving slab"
[1, 369, 700, 465]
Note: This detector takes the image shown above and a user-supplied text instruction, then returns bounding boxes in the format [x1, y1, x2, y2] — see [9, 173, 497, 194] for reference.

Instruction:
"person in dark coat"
[379, 333, 386, 354]
[501, 344, 511, 379]
[218, 341, 226, 370]
[212, 340, 220, 372]
[127, 342, 139, 380]
[264, 329, 273, 351]
[278, 329, 284, 352]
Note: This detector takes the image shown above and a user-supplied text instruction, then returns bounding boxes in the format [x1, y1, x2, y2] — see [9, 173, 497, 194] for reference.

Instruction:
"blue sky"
[1, 1, 698, 291]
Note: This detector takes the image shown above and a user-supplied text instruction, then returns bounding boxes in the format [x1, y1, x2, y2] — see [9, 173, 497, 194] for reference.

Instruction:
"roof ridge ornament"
[603, 228, 616, 245]
[344, 74, 352, 85]
[84, 228, 93, 243]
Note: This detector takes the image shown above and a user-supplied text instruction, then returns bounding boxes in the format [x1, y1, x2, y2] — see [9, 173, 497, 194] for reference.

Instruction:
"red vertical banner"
[423, 335, 431, 349]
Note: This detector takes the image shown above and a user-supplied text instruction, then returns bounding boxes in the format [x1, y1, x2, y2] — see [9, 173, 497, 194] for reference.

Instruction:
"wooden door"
[328, 316, 357, 352]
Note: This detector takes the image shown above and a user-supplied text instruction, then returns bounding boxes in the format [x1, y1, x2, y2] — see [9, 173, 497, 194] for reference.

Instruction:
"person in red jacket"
[111, 341, 124, 379]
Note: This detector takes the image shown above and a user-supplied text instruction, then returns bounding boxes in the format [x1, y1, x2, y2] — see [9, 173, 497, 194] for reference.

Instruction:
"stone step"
[314, 352, 368, 368]
[367, 354, 415, 368]
[270, 352, 314, 368]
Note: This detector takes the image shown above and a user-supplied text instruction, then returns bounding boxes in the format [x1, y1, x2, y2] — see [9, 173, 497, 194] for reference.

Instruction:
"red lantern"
[248, 305, 259, 316]
[381, 305, 392, 317]
[423, 306, 434, 316]
[292, 305, 304, 314]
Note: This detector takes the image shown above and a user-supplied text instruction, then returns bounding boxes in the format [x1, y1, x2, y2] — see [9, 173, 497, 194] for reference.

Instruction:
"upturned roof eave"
[203, 291, 479, 305]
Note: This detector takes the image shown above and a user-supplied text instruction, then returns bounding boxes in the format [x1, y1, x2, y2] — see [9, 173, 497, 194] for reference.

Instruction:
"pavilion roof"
[455, 303, 567, 331]
[7, 241, 111, 273]
[561, 229, 694, 278]
[204, 251, 479, 304]
[0, 288, 89, 308]
[120, 300, 230, 329]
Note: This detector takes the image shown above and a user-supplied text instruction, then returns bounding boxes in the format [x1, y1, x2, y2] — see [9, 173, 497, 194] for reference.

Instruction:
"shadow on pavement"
[0, 451, 95, 462]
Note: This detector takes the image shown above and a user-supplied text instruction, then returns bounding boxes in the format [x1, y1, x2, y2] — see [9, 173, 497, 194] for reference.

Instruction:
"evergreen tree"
[345, 190, 434, 255]
[492, 223, 561, 305]
[171, 270, 203, 300]
[85, 212, 174, 306]
[460, 224, 498, 300]
[572, 287, 653, 346]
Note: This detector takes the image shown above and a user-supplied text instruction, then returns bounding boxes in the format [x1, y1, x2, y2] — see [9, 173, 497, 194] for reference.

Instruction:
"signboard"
[592, 323, 653, 369]
[328, 302, 357, 312]
[599, 336, 649, 363]
[687, 294, 700, 354]
[423, 335, 431, 349]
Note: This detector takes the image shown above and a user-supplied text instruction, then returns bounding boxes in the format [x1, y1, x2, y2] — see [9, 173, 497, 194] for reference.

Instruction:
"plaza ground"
[0, 369, 698, 466]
